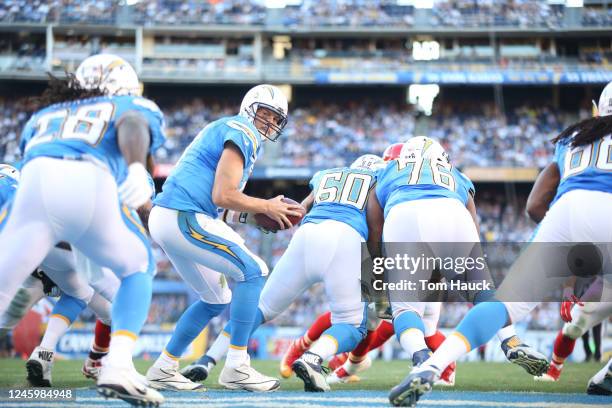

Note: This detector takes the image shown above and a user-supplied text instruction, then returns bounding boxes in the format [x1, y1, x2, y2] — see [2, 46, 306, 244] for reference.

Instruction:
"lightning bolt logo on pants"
[185, 219, 244, 266]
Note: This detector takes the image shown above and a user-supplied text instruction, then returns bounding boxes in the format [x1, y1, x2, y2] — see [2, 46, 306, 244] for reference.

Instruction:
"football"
[254, 197, 305, 232]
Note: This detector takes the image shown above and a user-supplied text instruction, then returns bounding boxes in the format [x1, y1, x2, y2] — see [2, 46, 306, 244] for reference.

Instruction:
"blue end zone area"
[1, 389, 609, 408]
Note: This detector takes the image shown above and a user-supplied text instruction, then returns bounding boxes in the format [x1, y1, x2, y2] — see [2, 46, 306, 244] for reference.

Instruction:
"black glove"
[31, 270, 60, 297]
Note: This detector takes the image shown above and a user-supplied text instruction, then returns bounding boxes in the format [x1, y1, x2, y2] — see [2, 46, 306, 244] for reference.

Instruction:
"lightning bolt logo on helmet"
[350, 154, 385, 171]
[401, 136, 450, 163]
[75, 54, 142, 97]
[239, 84, 288, 142]
[0, 164, 20, 181]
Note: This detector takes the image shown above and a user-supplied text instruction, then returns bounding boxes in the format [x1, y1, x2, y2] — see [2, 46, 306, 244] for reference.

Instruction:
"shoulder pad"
[226, 119, 259, 150]
[131, 97, 162, 114]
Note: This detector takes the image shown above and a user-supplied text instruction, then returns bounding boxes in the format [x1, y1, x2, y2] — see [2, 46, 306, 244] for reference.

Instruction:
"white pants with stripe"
[501, 190, 612, 323]
[148, 205, 269, 304]
[258, 220, 367, 326]
[383, 198, 480, 319]
[0, 157, 150, 317]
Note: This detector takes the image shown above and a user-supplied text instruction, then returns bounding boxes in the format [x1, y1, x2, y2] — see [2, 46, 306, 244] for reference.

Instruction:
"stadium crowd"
[1, 97, 576, 169]
[0, 0, 611, 28]
[155, 99, 572, 168]
[429, 0, 565, 28]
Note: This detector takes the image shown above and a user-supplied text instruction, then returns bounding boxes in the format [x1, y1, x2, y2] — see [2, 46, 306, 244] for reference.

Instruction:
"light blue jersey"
[20, 95, 166, 184]
[154, 115, 262, 218]
[376, 157, 475, 218]
[0, 176, 17, 230]
[303, 167, 377, 240]
[553, 134, 612, 203]
[0, 176, 17, 210]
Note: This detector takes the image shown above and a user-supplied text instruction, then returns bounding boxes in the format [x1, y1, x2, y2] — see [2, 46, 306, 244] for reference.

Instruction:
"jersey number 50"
[26, 102, 115, 151]
[315, 172, 372, 210]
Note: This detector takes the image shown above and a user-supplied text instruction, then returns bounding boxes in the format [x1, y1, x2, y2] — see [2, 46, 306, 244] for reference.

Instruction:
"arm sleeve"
[308, 171, 321, 192]
[552, 142, 566, 172]
[19, 116, 37, 154]
[129, 97, 167, 154]
[222, 126, 256, 169]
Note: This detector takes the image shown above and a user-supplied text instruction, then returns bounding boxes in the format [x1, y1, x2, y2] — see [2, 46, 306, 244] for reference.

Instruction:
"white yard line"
[1, 394, 600, 408]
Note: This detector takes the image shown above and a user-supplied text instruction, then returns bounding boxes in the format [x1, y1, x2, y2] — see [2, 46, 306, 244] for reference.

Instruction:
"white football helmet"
[350, 154, 385, 171]
[75, 54, 141, 97]
[598, 81, 612, 117]
[401, 136, 449, 163]
[239, 84, 288, 141]
[0, 164, 20, 181]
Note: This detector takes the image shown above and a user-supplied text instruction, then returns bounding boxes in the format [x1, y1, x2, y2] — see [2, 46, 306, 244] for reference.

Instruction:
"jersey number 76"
[397, 156, 456, 191]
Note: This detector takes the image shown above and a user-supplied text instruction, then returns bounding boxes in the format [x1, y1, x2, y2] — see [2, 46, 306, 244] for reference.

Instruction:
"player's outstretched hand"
[264, 195, 305, 230]
[560, 294, 584, 322]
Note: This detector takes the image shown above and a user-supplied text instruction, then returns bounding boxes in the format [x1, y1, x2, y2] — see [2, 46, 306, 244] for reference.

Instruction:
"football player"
[371, 137, 548, 406]
[276, 144, 404, 381]
[0, 54, 166, 406]
[279, 143, 453, 386]
[145, 85, 300, 392]
[181, 154, 384, 392]
[391, 82, 612, 405]
[0, 163, 119, 386]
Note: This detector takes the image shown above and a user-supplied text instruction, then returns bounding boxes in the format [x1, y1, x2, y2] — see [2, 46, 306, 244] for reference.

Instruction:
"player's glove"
[118, 163, 153, 209]
[31, 270, 61, 297]
[560, 294, 584, 322]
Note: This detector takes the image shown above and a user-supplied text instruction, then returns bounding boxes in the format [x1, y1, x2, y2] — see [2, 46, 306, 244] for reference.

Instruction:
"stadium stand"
[0, 0, 610, 28]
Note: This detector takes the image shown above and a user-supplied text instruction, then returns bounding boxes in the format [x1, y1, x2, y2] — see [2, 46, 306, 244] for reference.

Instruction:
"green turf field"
[0, 358, 601, 393]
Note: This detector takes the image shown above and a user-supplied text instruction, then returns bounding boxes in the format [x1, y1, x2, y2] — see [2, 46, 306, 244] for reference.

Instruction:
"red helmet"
[383, 143, 403, 161]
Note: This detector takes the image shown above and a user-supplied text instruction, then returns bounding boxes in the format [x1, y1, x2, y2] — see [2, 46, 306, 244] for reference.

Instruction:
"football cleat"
[587, 360, 612, 396]
[435, 362, 456, 387]
[292, 351, 330, 392]
[26, 346, 54, 387]
[389, 365, 437, 407]
[326, 367, 360, 384]
[98, 364, 164, 407]
[343, 355, 372, 376]
[180, 355, 216, 382]
[412, 349, 433, 367]
[218, 364, 280, 392]
[501, 336, 549, 377]
[328, 352, 348, 371]
[534, 363, 561, 382]
[146, 364, 205, 391]
[280, 339, 308, 378]
[82, 355, 105, 380]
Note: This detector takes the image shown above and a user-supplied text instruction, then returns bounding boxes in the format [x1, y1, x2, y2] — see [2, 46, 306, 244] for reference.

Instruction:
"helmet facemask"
[248, 102, 288, 142]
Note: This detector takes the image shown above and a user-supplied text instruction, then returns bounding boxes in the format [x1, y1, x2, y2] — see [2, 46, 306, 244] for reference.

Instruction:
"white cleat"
[344, 355, 372, 375]
[98, 364, 165, 407]
[326, 356, 372, 385]
[82, 356, 104, 380]
[219, 364, 280, 392]
[146, 364, 205, 391]
[434, 370, 455, 387]
[26, 346, 54, 387]
[587, 359, 612, 396]
[326, 370, 360, 385]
